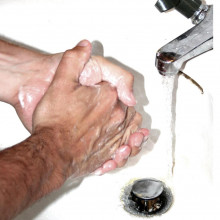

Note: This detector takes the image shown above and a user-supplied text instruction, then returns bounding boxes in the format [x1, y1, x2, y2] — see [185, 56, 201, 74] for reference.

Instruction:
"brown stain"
[178, 71, 204, 94]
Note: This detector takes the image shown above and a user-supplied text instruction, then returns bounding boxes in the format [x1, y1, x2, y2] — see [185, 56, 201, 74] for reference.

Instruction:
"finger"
[114, 129, 149, 165]
[101, 101, 127, 135]
[93, 160, 117, 176]
[52, 40, 92, 88]
[128, 132, 144, 157]
[94, 128, 149, 175]
[113, 145, 131, 168]
[94, 145, 131, 175]
[79, 56, 136, 106]
[128, 128, 149, 157]
[138, 128, 150, 141]
[124, 111, 142, 136]
[79, 57, 102, 86]
[116, 77, 136, 107]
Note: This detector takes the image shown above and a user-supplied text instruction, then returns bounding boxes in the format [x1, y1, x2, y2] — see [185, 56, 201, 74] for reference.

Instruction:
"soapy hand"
[79, 56, 136, 106]
[5, 40, 148, 175]
[14, 47, 136, 132]
[0, 40, 149, 220]
[33, 40, 148, 177]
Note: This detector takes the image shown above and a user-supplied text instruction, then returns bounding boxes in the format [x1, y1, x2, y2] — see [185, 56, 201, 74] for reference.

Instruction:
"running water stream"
[160, 75, 178, 184]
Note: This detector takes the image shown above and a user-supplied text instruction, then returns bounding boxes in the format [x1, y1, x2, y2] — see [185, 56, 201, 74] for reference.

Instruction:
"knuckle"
[63, 49, 74, 57]
[62, 49, 77, 61]
[63, 49, 88, 61]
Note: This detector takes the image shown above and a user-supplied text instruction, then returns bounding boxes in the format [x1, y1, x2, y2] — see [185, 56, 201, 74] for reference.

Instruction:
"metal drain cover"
[131, 179, 164, 200]
[121, 178, 173, 217]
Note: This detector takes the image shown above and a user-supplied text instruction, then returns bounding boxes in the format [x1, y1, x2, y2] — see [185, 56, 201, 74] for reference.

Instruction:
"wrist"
[0, 40, 42, 105]
[33, 126, 77, 185]
[0, 40, 62, 107]
[0, 56, 25, 105]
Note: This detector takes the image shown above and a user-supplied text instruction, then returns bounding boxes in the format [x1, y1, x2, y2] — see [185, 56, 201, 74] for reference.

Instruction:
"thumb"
[52, 40, 91, 87]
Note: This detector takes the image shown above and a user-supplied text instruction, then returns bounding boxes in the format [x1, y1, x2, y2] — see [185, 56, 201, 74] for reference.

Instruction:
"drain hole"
[121, 178, 173, 217]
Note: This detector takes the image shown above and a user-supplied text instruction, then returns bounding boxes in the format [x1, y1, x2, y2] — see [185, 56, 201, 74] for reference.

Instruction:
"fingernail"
[118, 145, 131, 159]
[134, 137, 144, 147]
[138, 129, 150, 142]
[93, 168, 103, 176]
[77, 40, 89, 47]
[128, 133, 144, 148]
[114, 145, 131, 162]
[103, 161, 117, 172]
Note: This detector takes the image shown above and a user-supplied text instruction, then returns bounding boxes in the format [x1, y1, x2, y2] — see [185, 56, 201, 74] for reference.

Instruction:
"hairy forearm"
[0, 127, 72, 220]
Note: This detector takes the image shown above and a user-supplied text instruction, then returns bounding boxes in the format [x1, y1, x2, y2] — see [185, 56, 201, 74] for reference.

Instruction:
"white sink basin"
[0, 0, 217, 219]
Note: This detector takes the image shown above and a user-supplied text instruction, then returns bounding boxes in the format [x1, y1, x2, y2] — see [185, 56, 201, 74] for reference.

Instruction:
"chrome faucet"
[155, 0, 213, 76]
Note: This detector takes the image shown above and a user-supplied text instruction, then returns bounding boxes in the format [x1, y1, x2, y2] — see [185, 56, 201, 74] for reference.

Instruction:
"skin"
[0, 41, 148, 220]
[0, 39, 149, 174]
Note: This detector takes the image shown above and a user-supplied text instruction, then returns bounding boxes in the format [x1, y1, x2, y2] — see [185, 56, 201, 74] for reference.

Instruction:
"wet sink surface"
[0, 0, 218, 219]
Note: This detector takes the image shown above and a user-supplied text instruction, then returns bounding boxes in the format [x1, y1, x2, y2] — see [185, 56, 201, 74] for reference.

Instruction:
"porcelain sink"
[0, 0, 217, 219]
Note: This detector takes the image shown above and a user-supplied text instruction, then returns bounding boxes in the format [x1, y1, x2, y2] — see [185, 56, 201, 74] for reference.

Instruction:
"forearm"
[0, 39, 46, 105]
[0, 40, 23, 104]
[0, 127, 72, 220]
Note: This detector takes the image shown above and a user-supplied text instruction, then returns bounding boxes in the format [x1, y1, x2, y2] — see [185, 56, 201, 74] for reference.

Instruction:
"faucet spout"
[155, 5, 213, 76]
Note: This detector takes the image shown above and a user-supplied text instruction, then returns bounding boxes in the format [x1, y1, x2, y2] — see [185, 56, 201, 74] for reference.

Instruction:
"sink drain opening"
[121, 178, 173, 217]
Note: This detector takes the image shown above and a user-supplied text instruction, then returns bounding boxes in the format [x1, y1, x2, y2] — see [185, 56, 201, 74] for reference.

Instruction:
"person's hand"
[13, 46, 136, 133]
[33, 40, 148, 177]
[0, 39, 148, 175]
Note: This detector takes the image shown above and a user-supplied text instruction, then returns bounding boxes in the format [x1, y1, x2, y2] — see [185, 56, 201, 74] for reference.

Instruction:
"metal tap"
[155, 0, 213, 76]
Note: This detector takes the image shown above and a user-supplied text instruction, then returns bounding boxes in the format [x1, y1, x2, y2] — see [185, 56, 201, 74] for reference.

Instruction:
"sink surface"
[0, 0, 218, 219]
